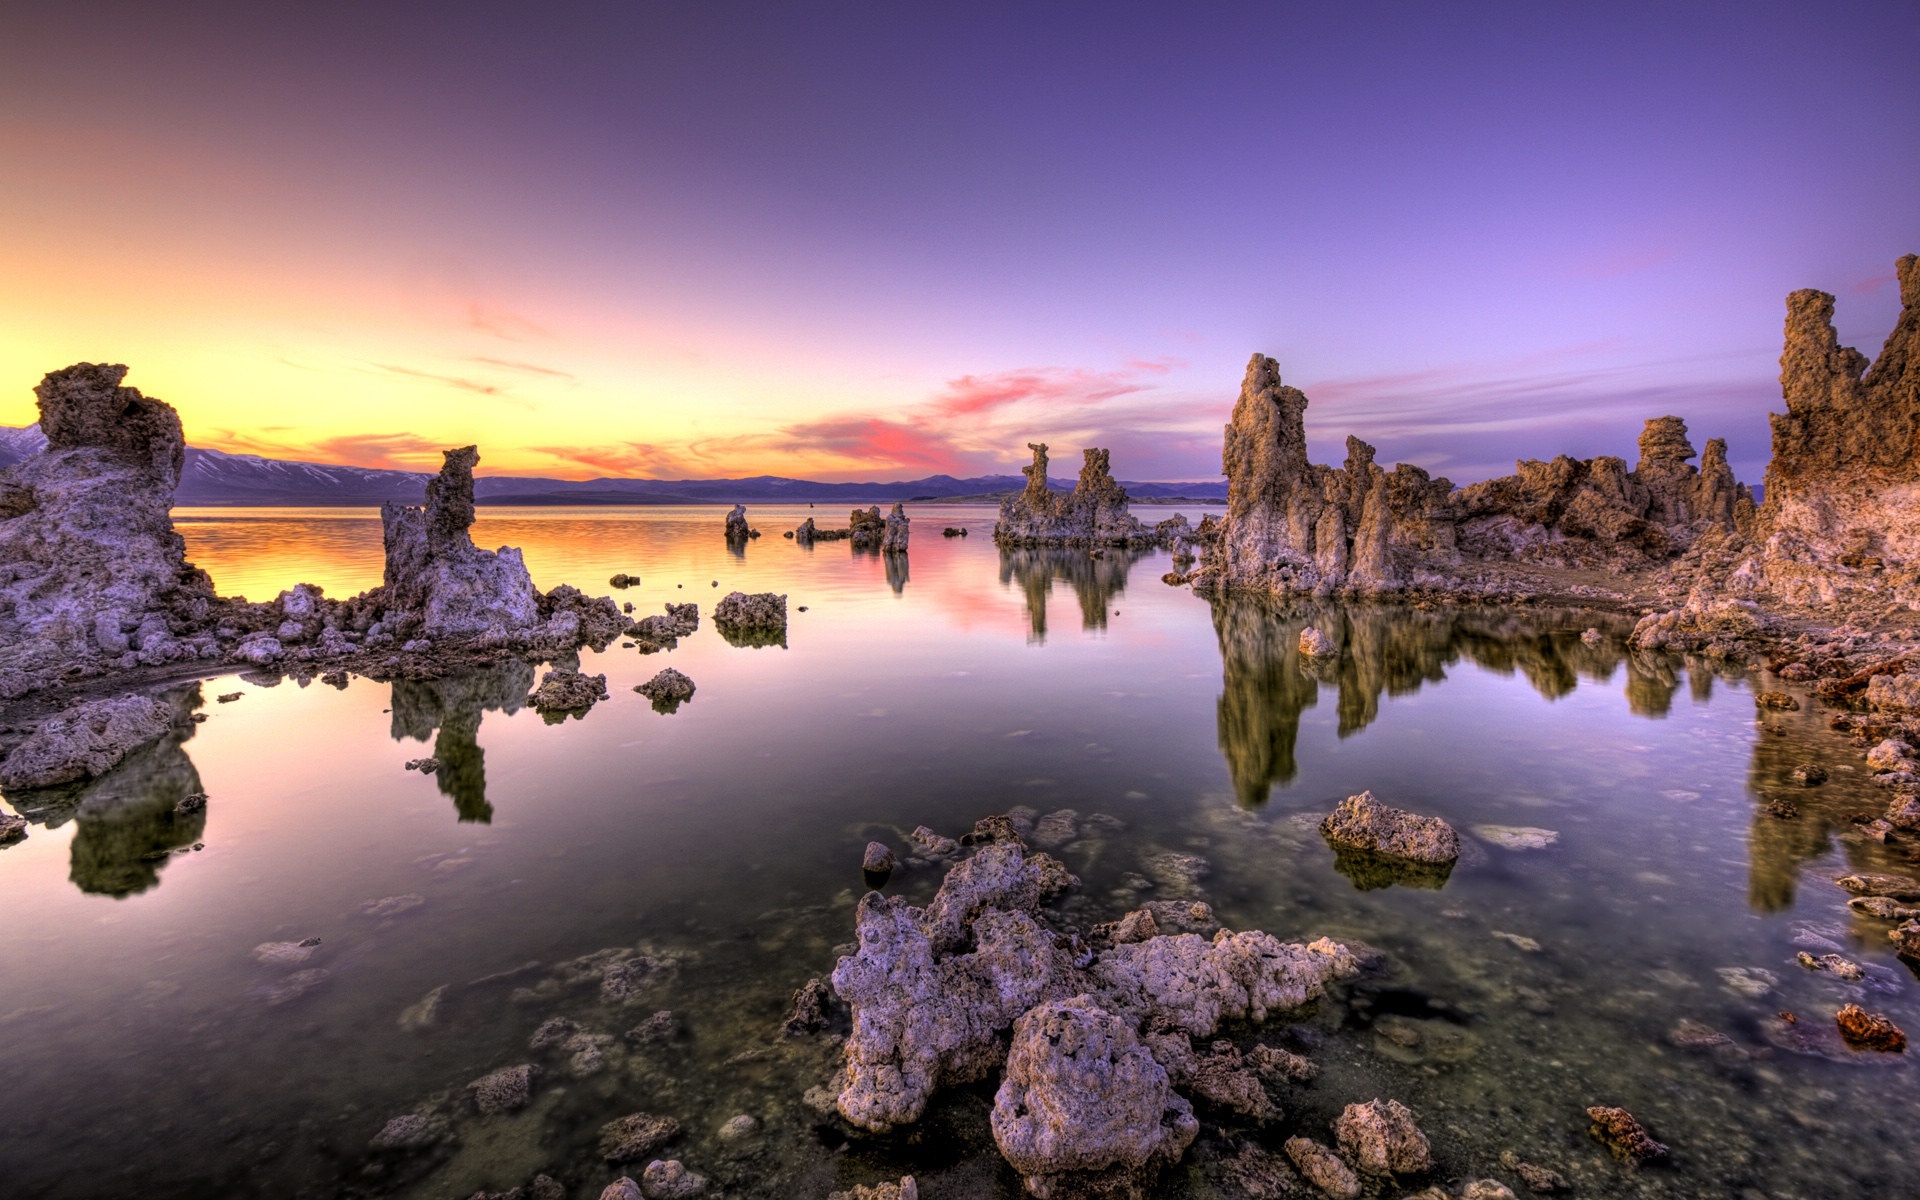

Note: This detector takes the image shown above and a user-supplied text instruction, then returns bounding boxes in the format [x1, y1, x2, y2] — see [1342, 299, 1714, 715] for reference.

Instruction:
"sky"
[1, 1, 1916, 485]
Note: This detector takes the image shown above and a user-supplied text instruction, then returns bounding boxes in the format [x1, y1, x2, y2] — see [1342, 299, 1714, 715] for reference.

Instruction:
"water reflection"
[1210, 598, 1658, 807]
[997, 547, 1142, 643]
[4, 686, 207, 896]
[388, 659, 535, 822]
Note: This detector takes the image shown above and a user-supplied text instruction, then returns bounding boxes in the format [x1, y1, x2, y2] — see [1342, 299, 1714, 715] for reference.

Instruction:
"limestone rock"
[0, 365, 223, 690]
[1298, 626, 1336, 657]
[713, 591, 787, 646]
[990, 995, 1199, 1197]
[0, 692, 178, 790]
[850, 506, 888, 549]
[1835, 1003, 1906, 1051]
[1283, 1137, 1360, 1200]
[1754, 256, 1920, 605]
[635, 668, 695, 712]
[1332, 1098, 1432, 1176]
[827, 1178, 919, 1200]
[640, 1160, 707, 1200]
[993, 444, 1170, 548]
[882, 502, 911, 554]
[467, 1063, 536, 1114]
[600, 1181, 644, 1200]
[529, 667, 608, 717]
[1090, 931, 1359, 1037]
[724, 504, 751, 544]
[1585, 1105, 1667, 1163]
[862, 840, 896, 874]
[380, 447, 540, 638]
[600, 1112, 682, 1162]
[1319, 791, 1460, 864]
[1202, 354, 1750, 598]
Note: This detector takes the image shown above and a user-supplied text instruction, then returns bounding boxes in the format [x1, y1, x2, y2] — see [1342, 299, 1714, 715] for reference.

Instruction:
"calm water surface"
[1, 505, 1913, 1199]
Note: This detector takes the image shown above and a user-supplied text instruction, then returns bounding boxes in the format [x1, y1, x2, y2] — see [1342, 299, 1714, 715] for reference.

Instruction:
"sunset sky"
[2, 1, 1915, 484]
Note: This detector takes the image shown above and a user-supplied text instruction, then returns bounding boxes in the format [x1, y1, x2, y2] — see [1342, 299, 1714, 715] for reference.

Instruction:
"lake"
[0, 504, 1912, 1199]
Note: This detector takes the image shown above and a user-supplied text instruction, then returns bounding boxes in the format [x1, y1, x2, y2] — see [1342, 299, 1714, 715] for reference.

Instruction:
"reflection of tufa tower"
[1209, 600, 1654, 808]
[997, 546, 1142, 644]
[390, 659, 536, 822]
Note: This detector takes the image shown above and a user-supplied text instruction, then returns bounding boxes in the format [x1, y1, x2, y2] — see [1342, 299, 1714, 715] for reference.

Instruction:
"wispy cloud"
[198, 429, 450, 471]
[931, 358, 1180, 417]
[466, 301, 548, 342]
[468, 356, 574, 380]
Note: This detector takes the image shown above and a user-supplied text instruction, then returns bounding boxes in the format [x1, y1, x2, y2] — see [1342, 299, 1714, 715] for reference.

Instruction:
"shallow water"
[2, 505, 1916, 1199]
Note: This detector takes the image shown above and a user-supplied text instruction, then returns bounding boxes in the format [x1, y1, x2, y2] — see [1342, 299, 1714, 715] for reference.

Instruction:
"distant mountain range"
[0, 424, 1228, 506]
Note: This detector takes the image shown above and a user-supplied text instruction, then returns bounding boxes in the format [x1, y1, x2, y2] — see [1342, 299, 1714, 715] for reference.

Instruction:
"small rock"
[1462, 1182, 1517, 1200]
[404, 757, 440, 774]
[610, 573, 641, 587]
[530, 667, 608, 716]
[1585, 1105, 1667, 1163]
[635, 668, 696, 712]
[1248, 1042, 1317, 1082]
[1797, 951, 1865, 980]
[1298, 626, 1337, 657]
[218, 692, 242, 703]
[252, 940, 321, 967]
[1504, 1155, 1570, 1193]
[640, 1159, 706, 1199]
[1837, 872, 1920, 899]
[600, 1113, 681, 1162]
[0, 813, 27, 846]
[1791, 763, 1829, 786]
[628, 1010, 679, 1044]
[599, 1180, 644, 1200]
[717, 1114, 758, 1141]
[781, 977, 833, 1036]
[370, 1112, 447, 1151]
[1755, 691, 1799, 711]
[827, 1178, 919, 1200]
[1835, 1003, 1907, 1051]
[360, 894, 426, 919]
[467, 1064, 537, 1115]
[907, 825, 960, 858]
[1283, 1136, 1361, 1199]
[1867, 738, 1917, 772]
[861, 841, 896, 874]
[1580, 627, 1603, 645]
[1334, 1097, 1432, 1176]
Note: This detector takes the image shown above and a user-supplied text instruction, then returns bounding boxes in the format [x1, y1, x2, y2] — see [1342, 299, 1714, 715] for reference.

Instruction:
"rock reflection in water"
[2, 686, 207, 897]
[997, 547, 1142, 643]
[1211, 598, 1650, 807]
[389, 659, 535, 823]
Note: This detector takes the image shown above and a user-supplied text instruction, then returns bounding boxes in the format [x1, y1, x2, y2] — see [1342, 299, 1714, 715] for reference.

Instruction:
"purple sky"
[2, 1, 1916, 483]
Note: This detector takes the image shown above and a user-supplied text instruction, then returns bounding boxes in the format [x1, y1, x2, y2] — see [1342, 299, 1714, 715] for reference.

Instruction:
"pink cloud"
[931, 358, 1180, 417]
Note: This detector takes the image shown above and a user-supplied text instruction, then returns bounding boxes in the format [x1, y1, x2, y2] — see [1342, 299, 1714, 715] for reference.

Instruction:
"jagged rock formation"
[1204, 354, 1752, 598]
[627, 603, 699, 652]
[0, 365, 626, 706]
[713, 591, 788, 647]
[882, 502, 910, 554]
[795, 516, 853, 544]
[850, 506, 888, 550]
[1746, 255, 1920, 605]
[379, 447, 541, 638]
[0, 364, 226, 697]
[724, 504, 751, 544]
[994, 444, 1180, 548]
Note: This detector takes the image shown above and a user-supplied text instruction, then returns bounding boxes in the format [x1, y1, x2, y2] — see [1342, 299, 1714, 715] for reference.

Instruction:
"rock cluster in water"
[0, 365, 625, 707]
[1198, 354, 1751, 598]
[826, 829, 1368, 1197]
[994, 443, 1190, 549]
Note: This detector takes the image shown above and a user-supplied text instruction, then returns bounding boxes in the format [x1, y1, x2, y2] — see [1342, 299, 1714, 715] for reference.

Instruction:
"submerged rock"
[1333, 1098, 1432, 1177]
[1585, 1105, 1667, 1164]
[467, 1063, 537, 1115]
[1319, 791, 1460, 864]
[826, 1178, 919, 1200]
[641, 1160, 707, 1199]
[1836, 1004, 1907, 1052]
[600, 1112, 682, 1163]
[0, 812, 25, 845]
[781, 977, 833, 1037]
[1283, 1137, 1361, 1200]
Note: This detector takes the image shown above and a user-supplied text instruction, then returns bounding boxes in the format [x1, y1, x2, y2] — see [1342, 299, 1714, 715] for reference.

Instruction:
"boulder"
[713, 591, 787, 646]
[1333, 1098, 1432, 1176]
[529, 668, 608, 717]
[0, 693, 176, 790]
[882, 502, 911, 554]
[1298, 626, 1337, 657]
[1319, 791, 1460, 864]
[990, 995, 1199, 1198]
[467, 1063, 537, 1114]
